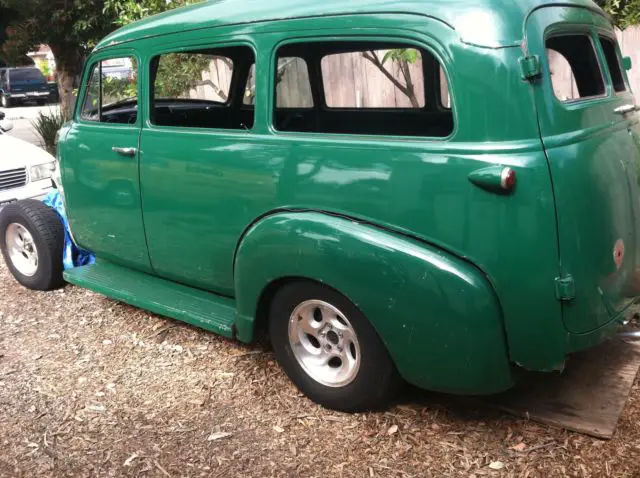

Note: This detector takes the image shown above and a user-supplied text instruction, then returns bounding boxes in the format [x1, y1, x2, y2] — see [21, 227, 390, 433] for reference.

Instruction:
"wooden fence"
[188, 27, 640, 108]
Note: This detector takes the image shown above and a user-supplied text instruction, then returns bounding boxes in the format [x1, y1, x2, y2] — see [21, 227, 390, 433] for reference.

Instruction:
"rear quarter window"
[546, 35, 605, 102]
[599, 36, 627, 93]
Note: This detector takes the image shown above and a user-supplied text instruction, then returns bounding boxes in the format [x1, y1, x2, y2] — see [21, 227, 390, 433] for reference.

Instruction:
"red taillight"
[500, 167, 516, 191]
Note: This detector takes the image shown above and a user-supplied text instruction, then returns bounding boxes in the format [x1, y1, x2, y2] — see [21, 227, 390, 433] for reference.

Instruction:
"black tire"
[37, 99, 46, 106]
[269, 281, 402, 412]
[0, 200, 65, 291]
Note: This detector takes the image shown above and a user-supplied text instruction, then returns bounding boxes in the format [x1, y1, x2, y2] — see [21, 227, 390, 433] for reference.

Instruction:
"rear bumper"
[5, 92, 51, 100]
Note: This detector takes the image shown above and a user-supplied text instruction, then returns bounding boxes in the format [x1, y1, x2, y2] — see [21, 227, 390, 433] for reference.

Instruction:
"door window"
[600, 36, 627, 93]
[79, 57, 138, 124]
[546, 35, 605, 102]
[151, 46, 255, 130]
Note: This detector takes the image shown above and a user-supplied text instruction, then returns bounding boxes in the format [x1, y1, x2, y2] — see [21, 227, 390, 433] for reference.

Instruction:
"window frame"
[268, 35, 456, 142]
[543, 28, 608, 108]
[598, 33, 629, 94]
[75, 50, 142, 128]
[144, 40, 257, 133]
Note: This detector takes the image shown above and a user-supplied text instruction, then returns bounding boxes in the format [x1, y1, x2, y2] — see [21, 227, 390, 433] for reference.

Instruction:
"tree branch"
[362, 50, 411, 98]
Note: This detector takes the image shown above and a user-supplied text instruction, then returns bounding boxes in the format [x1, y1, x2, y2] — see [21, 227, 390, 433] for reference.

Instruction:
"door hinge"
[555, 275, 576, 302]
[519, 55, 541, 80]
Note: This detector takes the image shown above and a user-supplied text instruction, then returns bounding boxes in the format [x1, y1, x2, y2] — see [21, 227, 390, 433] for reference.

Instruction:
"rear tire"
[269, 281, 402, 412]
[0, 200, 65, 291]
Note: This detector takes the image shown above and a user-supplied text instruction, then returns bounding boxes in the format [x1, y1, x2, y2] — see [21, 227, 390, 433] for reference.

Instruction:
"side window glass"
[276, 57, 313, 108]
[154, 53, 233, 102]
[600, 36, 627, 93]
[546, 35, 605, 102]
[243, 64, 256, 106]
[321, 48, 426, 108]
[79, 57, 138, 124]
[439, 66, 451, 109]
[152, 46, 255, 130]
[273, 42, 454, 138]
[80, 64, 102, 122]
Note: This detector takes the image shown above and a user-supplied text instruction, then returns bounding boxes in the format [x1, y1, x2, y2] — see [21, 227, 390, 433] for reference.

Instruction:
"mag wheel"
[269, 281, 401, 412]
[0, 200, 65, 290]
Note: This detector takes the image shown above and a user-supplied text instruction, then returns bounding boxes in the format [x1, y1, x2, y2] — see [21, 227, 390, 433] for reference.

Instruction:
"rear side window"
[600, 36, 627, 93]
[546, 35, 605, 102]
[80, 57, 138, 124]
[321, 48, 426, 108]
[273, 41, 454, 138]
[10, 68, 45, 82]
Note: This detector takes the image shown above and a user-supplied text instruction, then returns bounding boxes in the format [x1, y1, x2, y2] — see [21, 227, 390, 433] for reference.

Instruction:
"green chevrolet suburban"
[1, 0, 639, 412]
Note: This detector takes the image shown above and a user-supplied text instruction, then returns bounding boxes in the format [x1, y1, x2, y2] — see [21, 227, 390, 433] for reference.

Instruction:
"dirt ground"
[2, 259, 640, 477]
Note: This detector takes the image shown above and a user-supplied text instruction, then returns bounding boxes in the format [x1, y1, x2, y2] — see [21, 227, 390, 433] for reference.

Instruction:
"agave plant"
[31, 108, 68, 156]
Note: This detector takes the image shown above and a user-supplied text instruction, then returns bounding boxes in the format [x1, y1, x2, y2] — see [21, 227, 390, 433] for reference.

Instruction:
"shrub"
[31, 108, 67, 156]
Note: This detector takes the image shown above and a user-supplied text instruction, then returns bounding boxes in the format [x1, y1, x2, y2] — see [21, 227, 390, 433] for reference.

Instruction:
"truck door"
[526, 5, 640, 333]
[63, 53, 152, 272]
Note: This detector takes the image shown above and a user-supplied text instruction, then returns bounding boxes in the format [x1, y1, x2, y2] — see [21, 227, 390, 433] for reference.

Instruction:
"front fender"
[234, 212, 513, 395]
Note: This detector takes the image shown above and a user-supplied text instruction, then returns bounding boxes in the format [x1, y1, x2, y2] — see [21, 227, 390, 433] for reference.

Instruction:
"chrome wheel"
[288, 299, 361, 388]
[5, 223, 39, 277]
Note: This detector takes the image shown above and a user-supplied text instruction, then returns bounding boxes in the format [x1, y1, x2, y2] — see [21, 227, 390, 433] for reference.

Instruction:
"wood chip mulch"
[2, 259, 640, 477]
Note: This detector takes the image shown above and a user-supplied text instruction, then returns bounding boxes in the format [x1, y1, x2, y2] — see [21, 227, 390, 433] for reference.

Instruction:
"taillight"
[500, 167, 517, 191]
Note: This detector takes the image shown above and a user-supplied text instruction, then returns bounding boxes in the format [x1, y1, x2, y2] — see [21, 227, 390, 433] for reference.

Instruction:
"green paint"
[56, 0, 639, 395]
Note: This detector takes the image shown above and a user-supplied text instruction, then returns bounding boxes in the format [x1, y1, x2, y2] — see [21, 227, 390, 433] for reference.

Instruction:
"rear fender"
[234, 212, 513, 395]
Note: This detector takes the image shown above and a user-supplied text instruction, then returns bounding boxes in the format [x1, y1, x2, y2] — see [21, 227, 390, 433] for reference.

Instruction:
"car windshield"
[10, 68, 45, 82]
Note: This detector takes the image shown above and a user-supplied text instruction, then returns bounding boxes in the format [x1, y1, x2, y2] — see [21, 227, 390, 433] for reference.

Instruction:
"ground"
[0, 104, 60, 146]
[2, 258, 640, 478]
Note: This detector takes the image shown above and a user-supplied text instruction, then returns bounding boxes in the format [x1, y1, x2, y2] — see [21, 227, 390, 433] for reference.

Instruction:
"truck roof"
[96, 0, 607, 51]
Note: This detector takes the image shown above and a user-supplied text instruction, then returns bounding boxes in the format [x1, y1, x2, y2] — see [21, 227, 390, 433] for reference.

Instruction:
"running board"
[63, 261, 237, 339]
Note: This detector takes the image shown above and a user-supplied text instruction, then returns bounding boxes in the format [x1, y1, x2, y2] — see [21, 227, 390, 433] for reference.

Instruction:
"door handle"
[614, 104, 638, 115]
[112, 147, 138, 157]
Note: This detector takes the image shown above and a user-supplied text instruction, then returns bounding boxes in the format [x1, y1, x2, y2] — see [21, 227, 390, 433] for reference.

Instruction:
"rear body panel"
[526, 5, 640, 334]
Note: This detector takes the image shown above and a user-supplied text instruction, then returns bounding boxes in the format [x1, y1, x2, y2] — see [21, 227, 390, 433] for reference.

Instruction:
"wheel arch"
[234, 210, 514, 395]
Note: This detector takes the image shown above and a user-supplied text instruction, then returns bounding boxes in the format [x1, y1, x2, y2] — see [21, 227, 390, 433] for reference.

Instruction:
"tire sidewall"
[0, 204, 60, 290]
[269, 281, 399, 411]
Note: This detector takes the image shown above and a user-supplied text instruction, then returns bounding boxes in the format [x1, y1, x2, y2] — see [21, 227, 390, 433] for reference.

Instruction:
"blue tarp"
[42, 190, 95, 270]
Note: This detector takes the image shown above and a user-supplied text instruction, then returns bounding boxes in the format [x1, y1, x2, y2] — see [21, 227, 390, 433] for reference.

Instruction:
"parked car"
[0, 111, 57, 210]
[1, 0, 639, 412]
[0, 67, 52, 107]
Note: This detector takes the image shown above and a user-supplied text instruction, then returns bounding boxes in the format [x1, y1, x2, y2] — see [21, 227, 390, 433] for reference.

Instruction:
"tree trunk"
[48, 44, 81, 120]
[56, 67, 76, 119]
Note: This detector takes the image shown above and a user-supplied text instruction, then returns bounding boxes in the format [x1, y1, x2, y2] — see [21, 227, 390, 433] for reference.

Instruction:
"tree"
[596, 0, 640, 28]
[362, 48, 421, 107]
[0, 1, 116, 117]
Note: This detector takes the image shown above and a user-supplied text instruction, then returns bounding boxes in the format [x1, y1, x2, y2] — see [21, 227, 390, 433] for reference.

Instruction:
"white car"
[0, 112, 56, 209]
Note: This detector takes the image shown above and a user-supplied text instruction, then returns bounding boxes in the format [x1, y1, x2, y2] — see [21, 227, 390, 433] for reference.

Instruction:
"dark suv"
[0, 67, 51, 107]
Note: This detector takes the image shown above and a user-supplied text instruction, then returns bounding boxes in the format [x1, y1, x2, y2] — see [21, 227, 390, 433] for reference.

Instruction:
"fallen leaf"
[512, 443, 527, 452]
[207, 431, 232, 441]
[387, 425, 399, 436]
[273, 426, 285, 433]
[123, 453, 139, 467]
[489, 461, 505, 470]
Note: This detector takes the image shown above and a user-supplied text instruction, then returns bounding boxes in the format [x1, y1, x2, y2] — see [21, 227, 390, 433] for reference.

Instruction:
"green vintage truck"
[1, 0, 639, 411]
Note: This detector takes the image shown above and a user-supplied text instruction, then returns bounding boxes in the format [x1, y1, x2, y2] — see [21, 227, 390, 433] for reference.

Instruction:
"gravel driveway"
[2, 257, 640, 477]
